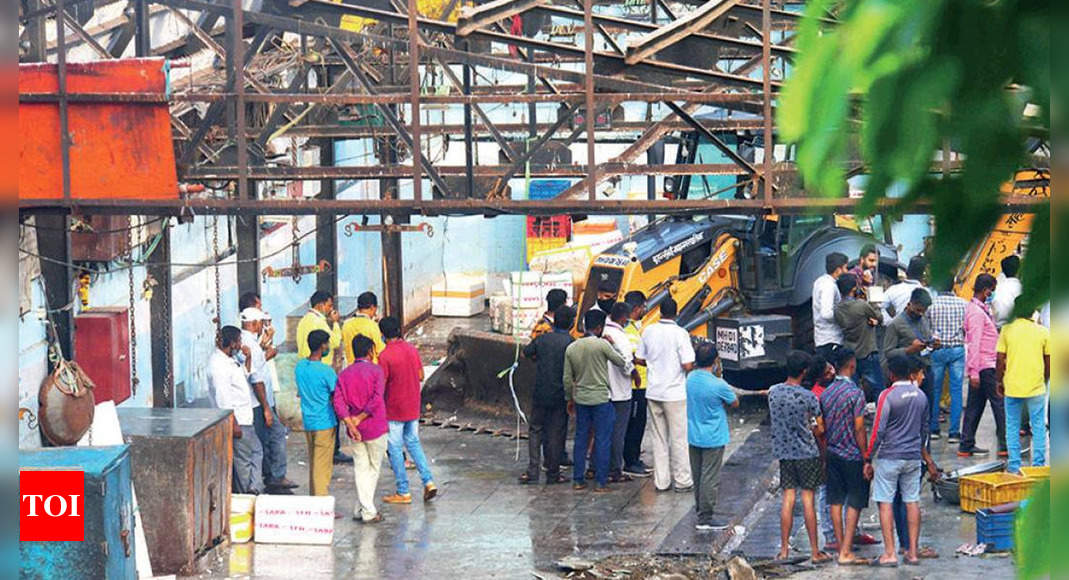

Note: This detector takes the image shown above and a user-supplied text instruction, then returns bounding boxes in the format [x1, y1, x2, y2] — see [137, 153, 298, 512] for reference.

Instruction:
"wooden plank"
[625, 0, 742, 65]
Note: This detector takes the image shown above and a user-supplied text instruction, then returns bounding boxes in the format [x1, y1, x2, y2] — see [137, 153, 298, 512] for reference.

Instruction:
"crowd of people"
[205, 243, 1048, 551]
[208, 289, 437, 523]
[520, 289, 743, 532]
[766, 247, 1050, 567]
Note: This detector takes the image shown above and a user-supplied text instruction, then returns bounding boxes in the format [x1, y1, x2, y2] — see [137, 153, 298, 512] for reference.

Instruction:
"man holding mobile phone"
[882, 288, 941, 439]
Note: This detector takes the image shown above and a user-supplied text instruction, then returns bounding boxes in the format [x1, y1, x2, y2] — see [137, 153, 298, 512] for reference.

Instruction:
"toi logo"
[20, 470, 84, 541]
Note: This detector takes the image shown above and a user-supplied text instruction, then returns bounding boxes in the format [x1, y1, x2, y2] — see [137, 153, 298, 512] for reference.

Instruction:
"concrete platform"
[188, 398, 770, 578]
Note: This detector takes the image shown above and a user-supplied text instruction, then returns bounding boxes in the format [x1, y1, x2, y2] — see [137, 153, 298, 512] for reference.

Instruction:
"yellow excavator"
[952, 168, 1050, 298]
[422, 169, 1049, 418]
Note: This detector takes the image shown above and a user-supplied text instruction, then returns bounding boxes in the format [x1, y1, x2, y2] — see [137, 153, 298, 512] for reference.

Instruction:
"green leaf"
[1015, 478, 1050, 580]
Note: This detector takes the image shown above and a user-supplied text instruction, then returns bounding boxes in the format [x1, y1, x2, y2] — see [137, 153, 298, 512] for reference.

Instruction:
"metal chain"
[212, 215, 222, 330]
[128, 216, 138, 397]
[161, 220, 174, 404]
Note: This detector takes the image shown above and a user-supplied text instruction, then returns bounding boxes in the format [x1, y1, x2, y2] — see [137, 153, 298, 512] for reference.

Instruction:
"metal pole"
[583, 0, 596, 201]
[761, 0, 773, 206]
[233, 0, 249, 201]
[317, 137, 339, 295]
[408, 0, 422, 202]
[134, 0, 150, 56]
[463, 39, 475, 198]
[56, 0, 71, 201]
[148, 226, 174, 407]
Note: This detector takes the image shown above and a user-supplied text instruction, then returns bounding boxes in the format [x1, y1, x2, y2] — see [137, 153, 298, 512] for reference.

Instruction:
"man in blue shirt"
[295, 330, 339, 496]
[686, 342, 738, 531]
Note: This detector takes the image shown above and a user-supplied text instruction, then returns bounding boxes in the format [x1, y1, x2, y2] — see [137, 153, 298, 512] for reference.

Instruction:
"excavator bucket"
[422, 329, 537, 419]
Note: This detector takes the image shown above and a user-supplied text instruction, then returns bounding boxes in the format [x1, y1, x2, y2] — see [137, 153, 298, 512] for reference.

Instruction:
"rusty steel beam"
[17, 195, 1047, 217]
[180, 163, 759, 180]
[327, 36, 453, 197]
[407, 0, 422, 202]
[761, 0, 773, 205]
[456, 0, 549, 36]
[229, 118, 769, 138]
[531, 4, 795, 58]
[165, 91, 767, 104]
[258, 0, 773, 88]
[626, 0, 742, 65]
[165, 0, 697, 93]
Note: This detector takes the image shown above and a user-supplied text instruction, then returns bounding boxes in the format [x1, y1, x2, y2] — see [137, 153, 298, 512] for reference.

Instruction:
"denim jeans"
[816, 485, 835, 543]
[1005, 394, 1048, 473]
[387, 420, 435, 494]
[929, 346, 965, 436]
[854, 352, 885, 402]
[253, 405, 288, 484]
[573, 402, 614, 487]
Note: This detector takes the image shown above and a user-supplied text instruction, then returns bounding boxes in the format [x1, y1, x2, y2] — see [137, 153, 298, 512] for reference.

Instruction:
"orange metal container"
[19, 58, 178, 200]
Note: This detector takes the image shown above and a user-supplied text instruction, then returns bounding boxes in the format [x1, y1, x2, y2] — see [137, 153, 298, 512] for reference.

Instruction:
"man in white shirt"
[210, 325, 264, 494]
[883, 255, 928, 321]
[604, 302, 639, 483]
[636, 298, 696, 492]
[241, 307, 297, 493]
[812, 252, 849, 360]
[992, 254, 1022, 328]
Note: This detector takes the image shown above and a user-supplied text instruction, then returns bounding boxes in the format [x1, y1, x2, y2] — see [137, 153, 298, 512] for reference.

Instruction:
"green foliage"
[779, 0, 1050, 301]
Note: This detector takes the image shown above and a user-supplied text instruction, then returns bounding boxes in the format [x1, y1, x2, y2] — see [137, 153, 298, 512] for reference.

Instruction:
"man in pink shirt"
[959, 274, 1006, 458]
[334, 335, 389, 523]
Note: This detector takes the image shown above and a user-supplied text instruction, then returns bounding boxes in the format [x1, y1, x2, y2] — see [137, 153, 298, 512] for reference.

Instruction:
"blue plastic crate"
[976, 508, 1016, 551]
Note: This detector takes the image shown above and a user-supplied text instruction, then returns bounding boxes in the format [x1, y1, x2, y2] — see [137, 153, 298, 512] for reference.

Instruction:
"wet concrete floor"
[192, 400, 767, 578]
[733, 404, 1018, 579]
[192, 315, 1018, 579]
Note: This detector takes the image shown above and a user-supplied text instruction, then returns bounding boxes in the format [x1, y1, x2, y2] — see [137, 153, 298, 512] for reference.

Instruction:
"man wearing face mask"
[882, 289, 940, 438]
[960, 274, 1006, 457]
[210, 325, 264, 494]
[591, 281, 619, 315]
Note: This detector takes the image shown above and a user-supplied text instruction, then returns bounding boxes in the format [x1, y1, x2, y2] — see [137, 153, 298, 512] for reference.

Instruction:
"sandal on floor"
[810, 553, 833, 565]
[838, 557, 873, 566]
[917, 546, 939, 559]
[545, 475, 568, 485]
[609, 473, 633, 483]
[518, 473, 535, 485]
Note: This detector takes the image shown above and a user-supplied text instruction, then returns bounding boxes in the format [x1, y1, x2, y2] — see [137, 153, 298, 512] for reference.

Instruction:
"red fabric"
[508, 15, 523, 58]
[379, 340, 424, 422]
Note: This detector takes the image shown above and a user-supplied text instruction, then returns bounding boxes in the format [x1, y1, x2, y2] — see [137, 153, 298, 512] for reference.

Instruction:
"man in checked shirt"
[925, 279, 968, 443]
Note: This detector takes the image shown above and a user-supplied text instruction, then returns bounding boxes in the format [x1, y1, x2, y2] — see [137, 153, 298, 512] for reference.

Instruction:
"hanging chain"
[161, 219, 174, 404]
[128, 217, 138, 397]
[212, 215, 222, 330]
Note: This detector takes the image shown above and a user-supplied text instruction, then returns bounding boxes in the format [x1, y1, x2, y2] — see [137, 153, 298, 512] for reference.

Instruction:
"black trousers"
[527, 402, 567, 480]
[960, 368, 1007, 452]
[623, 389, 648, 468]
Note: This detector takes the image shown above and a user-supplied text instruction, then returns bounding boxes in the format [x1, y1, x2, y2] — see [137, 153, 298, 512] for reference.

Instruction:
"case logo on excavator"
[696, 247, 731, 285]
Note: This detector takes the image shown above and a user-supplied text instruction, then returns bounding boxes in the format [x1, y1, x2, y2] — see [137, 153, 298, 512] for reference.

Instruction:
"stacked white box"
[253, 495, 335, 545]
[488, 295, 513, 335]
[431, 275, 486, 317]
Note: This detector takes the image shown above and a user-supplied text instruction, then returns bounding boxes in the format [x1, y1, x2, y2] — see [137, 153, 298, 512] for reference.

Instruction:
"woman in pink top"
[959, 274, 1006, 457]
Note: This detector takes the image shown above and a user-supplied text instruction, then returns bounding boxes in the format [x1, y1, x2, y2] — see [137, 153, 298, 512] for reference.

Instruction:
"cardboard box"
[528, 245, 593, 287]
[431, 275, 486, 317]
[254, 495, 336, 545]
[511, 307, 544, 338]
[508, 271, 573, 310]
[489, 295, 513, 335]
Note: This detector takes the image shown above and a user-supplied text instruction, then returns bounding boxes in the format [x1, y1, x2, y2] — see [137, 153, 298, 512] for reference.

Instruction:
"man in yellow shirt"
[296, 290, 343, 365]
[622, 290, 650, 477]
[996, 312, 1050, 474]
[343, 292, 386, 365]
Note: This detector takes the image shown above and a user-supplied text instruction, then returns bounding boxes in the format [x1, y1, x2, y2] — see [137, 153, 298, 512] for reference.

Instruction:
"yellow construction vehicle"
[952, 168, 1050, 298]
[574, 214, 898, 375]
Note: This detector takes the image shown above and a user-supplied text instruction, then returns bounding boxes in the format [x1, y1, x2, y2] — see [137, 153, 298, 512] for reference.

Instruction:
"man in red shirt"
[378, 317, 438, 504]
[334, 335, 389, 523]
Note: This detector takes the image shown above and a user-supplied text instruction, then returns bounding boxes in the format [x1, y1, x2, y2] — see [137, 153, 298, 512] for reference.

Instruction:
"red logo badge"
[20, 470, 84, 541]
